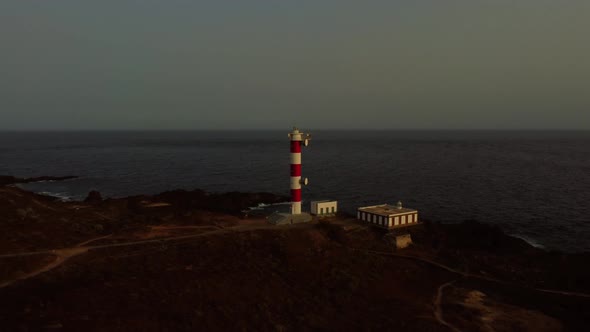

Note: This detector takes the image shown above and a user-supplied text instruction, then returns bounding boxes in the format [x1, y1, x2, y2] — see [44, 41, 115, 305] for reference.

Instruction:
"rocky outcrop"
[84, 191, 103, 204]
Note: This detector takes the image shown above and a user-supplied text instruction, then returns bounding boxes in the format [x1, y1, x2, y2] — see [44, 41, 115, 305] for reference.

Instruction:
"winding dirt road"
[359, 248, 590, 298]
[355, 248, 590, 331]
[2, 224, 589, 332]
[0, 247, 89, 289]
[434, 280, 461, 332]
[0, 223, 278, 289]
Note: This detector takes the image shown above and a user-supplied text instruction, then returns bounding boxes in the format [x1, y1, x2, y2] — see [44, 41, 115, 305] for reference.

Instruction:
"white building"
[357, 201, 418, 229]
[311, 200, 338, 216]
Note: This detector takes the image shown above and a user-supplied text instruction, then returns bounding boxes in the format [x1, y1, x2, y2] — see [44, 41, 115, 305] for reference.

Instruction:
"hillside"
[0, 184, 589, 331]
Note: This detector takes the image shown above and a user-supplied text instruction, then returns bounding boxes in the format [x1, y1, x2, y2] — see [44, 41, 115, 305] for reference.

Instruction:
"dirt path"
[150, 225, 220, 231]
[0, 223, 279, 289]
[359, 248, 590, 298]
[434, 280, 461, 332]
[358, 248, 590, 331]
[0, 247, 89, 289]
[0, 233, 116, 288]
[76, 234, 113, 247]
[3, 227, 590, 300]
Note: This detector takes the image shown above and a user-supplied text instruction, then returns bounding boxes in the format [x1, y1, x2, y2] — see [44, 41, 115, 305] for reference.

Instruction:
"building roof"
[312, 200, 336, 203]
[358, 204, 417, 217]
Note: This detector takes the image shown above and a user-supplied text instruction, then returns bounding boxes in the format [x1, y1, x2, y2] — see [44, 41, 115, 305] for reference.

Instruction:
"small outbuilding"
[311, 200, 338, 216]
[357, 201, 418, 229]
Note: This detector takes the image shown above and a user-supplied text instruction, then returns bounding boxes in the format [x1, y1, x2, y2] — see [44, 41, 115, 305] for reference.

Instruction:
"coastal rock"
[84, 190, 103, 204]
[0, 175, 78, 186]
[0, 176, 18, 186]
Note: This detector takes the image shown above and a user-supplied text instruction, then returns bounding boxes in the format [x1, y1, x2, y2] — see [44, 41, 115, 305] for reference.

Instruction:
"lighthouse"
[267, 127, 313, 225]
[288, 127, 311, 215]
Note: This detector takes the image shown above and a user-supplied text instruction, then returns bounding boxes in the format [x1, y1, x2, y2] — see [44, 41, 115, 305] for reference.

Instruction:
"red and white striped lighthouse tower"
[288, 127, 311, 215]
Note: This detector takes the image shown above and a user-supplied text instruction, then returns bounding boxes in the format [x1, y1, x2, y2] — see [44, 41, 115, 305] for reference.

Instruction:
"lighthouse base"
[267, 212, 312, 226]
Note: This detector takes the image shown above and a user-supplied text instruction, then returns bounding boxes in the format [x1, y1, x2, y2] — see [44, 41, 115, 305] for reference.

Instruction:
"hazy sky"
[1, 0, 589, 130]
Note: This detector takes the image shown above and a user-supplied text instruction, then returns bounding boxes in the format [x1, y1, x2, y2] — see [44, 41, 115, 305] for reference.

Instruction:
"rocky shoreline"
[0, 176, 589, 331]
[0, 175, 78, 186]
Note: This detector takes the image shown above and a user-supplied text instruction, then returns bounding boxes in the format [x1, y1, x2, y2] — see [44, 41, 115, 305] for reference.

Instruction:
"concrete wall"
[311, 201, 338, 215]
[357, 211, 419, 228]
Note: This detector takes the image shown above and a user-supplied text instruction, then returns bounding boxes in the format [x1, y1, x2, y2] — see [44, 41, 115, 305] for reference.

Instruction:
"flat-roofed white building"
[357, 201, 418, 228]
[311, 200, 338, 216]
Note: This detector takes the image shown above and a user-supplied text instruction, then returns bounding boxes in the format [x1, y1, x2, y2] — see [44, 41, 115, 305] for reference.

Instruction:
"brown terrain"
[0, 178, 589, 331]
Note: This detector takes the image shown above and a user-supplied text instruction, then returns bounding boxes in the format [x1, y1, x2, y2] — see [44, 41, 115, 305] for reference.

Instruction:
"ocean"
[1, 130, 589, 252]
